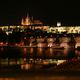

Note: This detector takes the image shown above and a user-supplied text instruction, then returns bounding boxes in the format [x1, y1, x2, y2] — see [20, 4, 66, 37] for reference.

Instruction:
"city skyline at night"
[0, 1, 80, 78]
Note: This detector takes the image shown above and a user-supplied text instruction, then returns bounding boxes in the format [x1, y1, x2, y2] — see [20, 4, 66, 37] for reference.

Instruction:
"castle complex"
[0, 14, 80, 34]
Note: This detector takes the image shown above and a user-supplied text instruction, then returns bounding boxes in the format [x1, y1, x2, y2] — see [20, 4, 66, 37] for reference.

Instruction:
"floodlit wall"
[47, 26, 80, 33]
[0, 26, 80, 34]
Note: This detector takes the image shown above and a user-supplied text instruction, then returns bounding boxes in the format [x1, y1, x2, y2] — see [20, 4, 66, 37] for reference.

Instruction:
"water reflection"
[0, 46, 76, 59]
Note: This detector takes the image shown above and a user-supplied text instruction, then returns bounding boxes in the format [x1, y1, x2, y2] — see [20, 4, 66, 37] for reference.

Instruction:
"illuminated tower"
[25, 13, 31, 25]
[21, 18, 25, 25]
[21, 13, 31, 25]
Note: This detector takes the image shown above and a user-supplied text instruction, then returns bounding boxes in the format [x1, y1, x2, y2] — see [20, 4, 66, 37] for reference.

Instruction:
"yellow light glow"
[57, 22, 61, 26]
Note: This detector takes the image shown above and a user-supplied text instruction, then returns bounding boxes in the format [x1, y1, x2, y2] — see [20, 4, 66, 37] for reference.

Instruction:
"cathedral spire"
[21, 17, 24, 25]
[25, 12, 31, 25]
[21, 12, 32, 25]
[26, 13, 29, 18]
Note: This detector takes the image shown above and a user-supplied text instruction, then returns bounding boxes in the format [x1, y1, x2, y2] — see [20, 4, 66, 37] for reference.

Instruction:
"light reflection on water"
[22, 47, 65, 57]
[0, 45, 77, 58]
[0, 76, 80, 80]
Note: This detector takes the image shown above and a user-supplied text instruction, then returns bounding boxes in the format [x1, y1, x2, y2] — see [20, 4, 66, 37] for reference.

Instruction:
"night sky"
[0, 0, 80, 26]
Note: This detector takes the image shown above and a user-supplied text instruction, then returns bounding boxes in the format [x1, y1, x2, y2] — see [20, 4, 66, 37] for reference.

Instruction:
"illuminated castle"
[21, 13, 48, 31]
[21, 13, 43, 26]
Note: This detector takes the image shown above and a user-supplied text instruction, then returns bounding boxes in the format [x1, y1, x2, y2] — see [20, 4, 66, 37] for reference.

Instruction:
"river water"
[0, 76, 80, 80]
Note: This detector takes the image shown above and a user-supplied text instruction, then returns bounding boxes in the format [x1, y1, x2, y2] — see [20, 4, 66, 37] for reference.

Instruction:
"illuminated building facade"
[47, 26, 80, 34]
[21, 13, 32, 25]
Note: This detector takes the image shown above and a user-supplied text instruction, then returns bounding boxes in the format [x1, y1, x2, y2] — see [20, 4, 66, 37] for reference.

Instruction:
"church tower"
[21, 18, 25, 25]
[21, 13, 31, 25]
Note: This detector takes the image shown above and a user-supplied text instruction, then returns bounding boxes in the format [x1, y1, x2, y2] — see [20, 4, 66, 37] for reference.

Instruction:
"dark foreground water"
[0, 71, 80, 80]
[0, 76, 80, 80]
[0, 46, 79, 80]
